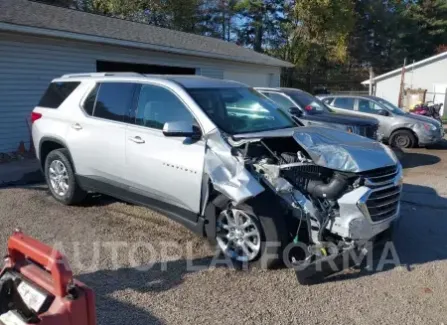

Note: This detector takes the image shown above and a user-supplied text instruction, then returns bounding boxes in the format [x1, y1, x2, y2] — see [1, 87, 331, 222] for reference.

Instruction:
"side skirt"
[76, 175, 206, 236]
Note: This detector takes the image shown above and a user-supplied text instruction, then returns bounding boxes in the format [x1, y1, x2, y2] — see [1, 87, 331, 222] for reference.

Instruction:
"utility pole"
[398, 58, 407, 108]
[369, 67, 374, 95]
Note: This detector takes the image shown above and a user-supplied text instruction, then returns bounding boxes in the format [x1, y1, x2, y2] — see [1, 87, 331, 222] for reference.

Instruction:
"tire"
[390, 130, 416, 148]
[44, 148, 86, 205]
[211, 191, 289, 269]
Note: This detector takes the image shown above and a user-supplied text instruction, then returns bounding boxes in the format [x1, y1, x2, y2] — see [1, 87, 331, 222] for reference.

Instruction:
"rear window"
[38, 82, 81, 108]
[288, 91, 330, 114]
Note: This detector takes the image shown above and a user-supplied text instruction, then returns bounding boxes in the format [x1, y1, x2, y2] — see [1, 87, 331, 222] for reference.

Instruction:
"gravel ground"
[1, 147, 447, 324]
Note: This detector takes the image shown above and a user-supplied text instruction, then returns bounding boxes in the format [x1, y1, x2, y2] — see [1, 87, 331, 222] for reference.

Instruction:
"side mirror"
[162, 121, 201, 139]
[377, 109, 389, 116]
[288, 107, 303, 117]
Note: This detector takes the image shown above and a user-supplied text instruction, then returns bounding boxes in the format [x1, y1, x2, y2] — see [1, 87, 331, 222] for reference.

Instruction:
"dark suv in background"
[256, 88, 379, 140]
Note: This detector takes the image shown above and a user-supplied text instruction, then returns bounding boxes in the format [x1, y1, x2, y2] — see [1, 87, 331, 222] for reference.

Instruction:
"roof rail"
[61, 72, 145, 78]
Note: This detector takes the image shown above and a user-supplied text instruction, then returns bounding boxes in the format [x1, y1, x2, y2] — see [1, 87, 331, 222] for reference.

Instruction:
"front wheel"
[216, 207, 262, 263]
[213, 193, 289, 269]
[390, 130, 416, 148]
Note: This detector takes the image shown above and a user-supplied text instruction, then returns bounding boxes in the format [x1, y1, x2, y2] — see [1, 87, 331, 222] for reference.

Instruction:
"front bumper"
[417, 128, 444, 145]
[294, 224, 395, 285]
[326, 165, 403, 241]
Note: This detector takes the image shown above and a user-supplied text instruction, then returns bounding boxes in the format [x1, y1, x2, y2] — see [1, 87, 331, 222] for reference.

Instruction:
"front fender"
[203, 130, 264, 206]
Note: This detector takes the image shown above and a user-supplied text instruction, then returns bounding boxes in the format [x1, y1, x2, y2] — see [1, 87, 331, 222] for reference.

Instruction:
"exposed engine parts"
[227, 132, 401, 283]
[244, 140, 347, 247]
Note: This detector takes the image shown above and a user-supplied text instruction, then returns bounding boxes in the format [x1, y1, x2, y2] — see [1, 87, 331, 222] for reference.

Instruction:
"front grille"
[358, 125, 378, 139]
[366, 124, 378, 140]
[366, 185, 401, 222]
[359, 165, 398, 185]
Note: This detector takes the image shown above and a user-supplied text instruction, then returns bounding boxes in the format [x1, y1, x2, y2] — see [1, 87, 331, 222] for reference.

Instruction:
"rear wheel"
[390, 130, 416, 148]
[44, 149, 86, 205]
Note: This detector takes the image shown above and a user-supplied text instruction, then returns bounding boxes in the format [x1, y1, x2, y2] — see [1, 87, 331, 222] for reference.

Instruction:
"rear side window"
[321, 97, 334, 105]
[263, 92, 295, 110]
[83, 85, 99, 116]
[38, 82, 80, 108]
[93, 83, 136, 122]
[333, 97, 355, 110]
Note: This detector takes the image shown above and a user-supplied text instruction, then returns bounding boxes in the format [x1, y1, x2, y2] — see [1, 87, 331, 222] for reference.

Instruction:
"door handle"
[128, 136, 145, 144]
[72, 123, 82, 130]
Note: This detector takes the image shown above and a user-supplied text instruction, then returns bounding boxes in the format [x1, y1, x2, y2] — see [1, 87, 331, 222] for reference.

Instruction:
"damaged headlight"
[423, 123, 437, 132]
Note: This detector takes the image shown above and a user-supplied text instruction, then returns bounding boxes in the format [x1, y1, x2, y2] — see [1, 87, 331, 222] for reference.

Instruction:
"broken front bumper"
[327, 164, 403, 241]
[293, 223, 395, 285]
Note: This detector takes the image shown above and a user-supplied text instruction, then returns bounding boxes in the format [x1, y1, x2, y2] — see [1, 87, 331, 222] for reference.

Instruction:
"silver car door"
[125, 83, 205, 215]
[355, 98, 391, 139]
[329, 97, 357, 115]
[66, 82, 136, 184]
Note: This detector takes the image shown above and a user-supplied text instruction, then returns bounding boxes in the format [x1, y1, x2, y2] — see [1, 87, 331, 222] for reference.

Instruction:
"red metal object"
[2, 230, 96, 325]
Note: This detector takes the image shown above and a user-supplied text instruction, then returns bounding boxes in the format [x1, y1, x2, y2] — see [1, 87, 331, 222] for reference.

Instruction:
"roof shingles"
[0, 0, 293, 68]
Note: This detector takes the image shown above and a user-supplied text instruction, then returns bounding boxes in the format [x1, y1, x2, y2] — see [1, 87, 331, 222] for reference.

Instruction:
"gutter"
[0, 22, 294, 68]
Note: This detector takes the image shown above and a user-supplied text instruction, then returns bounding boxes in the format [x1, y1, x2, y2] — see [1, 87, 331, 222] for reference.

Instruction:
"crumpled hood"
[293, 127, 397, 172]
[232, 126, 398, 173]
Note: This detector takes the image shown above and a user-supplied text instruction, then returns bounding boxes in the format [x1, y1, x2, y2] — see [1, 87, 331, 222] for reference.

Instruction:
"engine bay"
[230, 137, 358, 243]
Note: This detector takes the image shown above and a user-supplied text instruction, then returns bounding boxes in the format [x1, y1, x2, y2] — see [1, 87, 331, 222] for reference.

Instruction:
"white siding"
[375, 57, 447, 107]
[0, 31, 281, 153]
[375, 75, 401, 106]
[197, 68, 224, 79]
[224, 70, 280, 87]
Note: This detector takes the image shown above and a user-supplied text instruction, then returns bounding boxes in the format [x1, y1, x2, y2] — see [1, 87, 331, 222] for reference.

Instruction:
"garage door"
[224, 70, 275, 87]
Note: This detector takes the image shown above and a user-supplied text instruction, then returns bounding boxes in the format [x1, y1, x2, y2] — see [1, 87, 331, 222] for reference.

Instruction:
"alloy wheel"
[48, 159, 70, 196]
[216, 208, 262, 262]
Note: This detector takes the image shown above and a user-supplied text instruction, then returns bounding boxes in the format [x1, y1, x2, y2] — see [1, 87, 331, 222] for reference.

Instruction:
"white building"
[0, 0, 292, 153]
[362, 52, 447, 114]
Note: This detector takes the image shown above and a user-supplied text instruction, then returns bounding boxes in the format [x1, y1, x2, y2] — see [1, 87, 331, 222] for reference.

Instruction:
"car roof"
[255, 87, 311, 96]
[155, 75, 246, 89]
[318, 94, 377, 100]
[56, 73, 247, 89]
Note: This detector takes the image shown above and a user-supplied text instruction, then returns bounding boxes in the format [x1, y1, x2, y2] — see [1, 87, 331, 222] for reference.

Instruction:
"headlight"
[423, 123, 437, 132]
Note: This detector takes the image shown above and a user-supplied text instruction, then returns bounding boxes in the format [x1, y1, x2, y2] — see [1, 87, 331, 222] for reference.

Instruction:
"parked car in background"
[318, 95, 443, 148]
[256, 87, 379, 140]
[32, 74, 402, 284]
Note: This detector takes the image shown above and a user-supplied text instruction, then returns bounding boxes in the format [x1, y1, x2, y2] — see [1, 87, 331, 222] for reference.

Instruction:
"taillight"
[31, 112, 42, 124]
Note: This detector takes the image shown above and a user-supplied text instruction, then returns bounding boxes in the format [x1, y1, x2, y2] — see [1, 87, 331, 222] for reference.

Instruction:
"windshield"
[287, 91, 332, 114]
[374, 97, 406, 115]
[188, 87, 295, 134]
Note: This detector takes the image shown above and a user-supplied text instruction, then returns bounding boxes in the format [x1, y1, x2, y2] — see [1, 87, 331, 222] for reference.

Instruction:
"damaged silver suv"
[32, 73, 403, 282]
